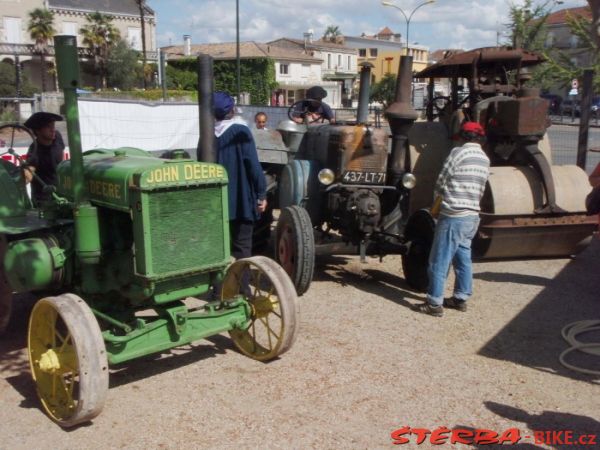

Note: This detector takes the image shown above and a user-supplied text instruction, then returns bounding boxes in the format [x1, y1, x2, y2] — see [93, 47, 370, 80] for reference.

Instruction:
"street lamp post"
[381, 0, 435, 54]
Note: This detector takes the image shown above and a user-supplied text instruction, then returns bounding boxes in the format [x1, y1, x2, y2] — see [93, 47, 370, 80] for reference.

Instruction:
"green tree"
[506, 1, 568, 90]
[80, 11, 120, 89]
[0, 61, 36, 97]
[106, 39, 141, 90]
[165, 64, 197, 90]
[541, 10, 600, 92]
[323, 25, 342, 43]
[369, 73, 396, 108]
[589, 0, 599, 48]
[27, 8, 55, 92]
[167, 57, 277, 105]
[507, 0, 551, 49]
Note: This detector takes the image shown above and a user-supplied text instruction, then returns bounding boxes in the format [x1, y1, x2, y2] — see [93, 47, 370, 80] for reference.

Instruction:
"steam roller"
[411, 47, 597, 260]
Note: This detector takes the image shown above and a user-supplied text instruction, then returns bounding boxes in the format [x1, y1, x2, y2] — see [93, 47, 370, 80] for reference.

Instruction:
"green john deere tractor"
[0, 36, 298, 427]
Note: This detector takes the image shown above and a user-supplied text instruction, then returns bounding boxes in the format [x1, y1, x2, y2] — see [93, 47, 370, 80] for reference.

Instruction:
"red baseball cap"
[461, 121, 485, 136]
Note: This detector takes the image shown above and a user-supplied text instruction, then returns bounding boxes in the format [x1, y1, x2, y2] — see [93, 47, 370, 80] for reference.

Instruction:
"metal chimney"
[385, 55, 418, 187]
[197, 54, 216, 163]
[184, 35, 191, 56]
[303, 29, 314, 44]
[357, 61, 374, 124]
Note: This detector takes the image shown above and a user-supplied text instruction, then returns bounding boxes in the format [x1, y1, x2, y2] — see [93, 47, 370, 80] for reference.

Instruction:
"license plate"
[342, 171, 386, 184]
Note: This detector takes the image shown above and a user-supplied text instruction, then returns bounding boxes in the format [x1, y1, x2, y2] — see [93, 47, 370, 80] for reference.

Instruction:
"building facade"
[161, 39, 327, 107]
[344, 27, 429, 84]
[268, 33, 357, 106]
[1, 0, 156, 91]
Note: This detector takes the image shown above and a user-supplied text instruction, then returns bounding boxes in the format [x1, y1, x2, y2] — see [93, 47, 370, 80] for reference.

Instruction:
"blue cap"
[213, 91, 234, 120]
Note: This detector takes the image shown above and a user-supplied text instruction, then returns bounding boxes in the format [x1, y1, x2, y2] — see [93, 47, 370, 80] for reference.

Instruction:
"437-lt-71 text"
[342, 171, 386, 184]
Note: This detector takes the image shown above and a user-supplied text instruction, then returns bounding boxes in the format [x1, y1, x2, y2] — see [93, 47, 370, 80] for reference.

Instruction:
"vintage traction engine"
[0, 36, 298, 427]
[265, 48, 596, 295]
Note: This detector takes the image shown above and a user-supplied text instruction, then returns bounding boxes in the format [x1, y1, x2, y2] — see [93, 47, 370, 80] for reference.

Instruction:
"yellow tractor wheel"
[223, 256, 299, 361]
[28, 293, 108, 427]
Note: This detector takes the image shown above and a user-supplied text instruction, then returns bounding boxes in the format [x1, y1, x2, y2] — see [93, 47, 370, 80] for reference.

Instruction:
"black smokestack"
[357, 61, 374, 124]
[197, 54, 216, 163]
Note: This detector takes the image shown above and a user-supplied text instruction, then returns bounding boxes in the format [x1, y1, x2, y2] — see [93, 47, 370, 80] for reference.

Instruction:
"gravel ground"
[1, 238, 599, 450]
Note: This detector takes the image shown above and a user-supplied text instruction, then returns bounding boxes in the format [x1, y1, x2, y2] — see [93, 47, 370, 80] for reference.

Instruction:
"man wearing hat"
[213, 91, 267, 262]
[292, 85, 335, 124]
[23, 112, 65, 205]
[413, 121, 490, 317]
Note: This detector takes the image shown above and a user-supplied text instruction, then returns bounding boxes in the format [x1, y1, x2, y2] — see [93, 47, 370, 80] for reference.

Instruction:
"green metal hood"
[56, 148, 228, 212]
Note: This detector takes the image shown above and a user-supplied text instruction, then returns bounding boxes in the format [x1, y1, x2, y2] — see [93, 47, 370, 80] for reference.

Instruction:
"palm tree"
[27, 8, 55, 92]
[80, 11, 120, 89]
[323, 25, 342, 43]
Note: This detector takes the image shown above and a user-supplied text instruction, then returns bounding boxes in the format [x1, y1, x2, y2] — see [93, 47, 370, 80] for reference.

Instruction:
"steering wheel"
[427, 96, 472, 120]
[288, 99, 325, 124]
[0, 122, 36, 170]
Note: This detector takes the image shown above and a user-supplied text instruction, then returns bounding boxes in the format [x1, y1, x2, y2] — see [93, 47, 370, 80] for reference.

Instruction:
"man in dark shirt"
[23, 112, 65, 205]
[213, 91, 267, 261]
[292, 85, 335, 124]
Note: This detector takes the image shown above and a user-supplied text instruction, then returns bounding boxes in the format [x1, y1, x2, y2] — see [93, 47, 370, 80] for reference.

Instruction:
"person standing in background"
[213, 91, 267, 261]
[254, 112, 268, 130]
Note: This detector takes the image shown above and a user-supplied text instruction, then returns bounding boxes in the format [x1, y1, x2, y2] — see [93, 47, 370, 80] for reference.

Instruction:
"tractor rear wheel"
[275, 205, 315, 296]
[28, 293, 108, 428]
[402, 210, 436, 292]
[223, 256, 299, 361]
[0, 236, 12, 335]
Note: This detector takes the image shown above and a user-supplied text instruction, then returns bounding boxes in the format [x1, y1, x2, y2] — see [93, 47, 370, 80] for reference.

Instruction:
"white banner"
[78, 99, 200, 152]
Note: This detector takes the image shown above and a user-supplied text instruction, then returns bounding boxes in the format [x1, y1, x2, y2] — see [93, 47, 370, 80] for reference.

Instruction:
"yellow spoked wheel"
[28, 293, 108, 427]
[224, 256, 299, 361]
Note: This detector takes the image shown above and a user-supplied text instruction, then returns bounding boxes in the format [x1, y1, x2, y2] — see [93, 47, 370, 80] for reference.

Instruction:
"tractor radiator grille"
[335, 127, 389, 174]
[343, 147, 388, 173]
[145, 187, 225, 275]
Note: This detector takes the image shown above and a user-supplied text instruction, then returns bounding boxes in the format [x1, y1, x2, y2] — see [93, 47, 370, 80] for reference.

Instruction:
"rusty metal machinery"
[253, 47, 595, 296]
[254, 57, 424, 294]
[413, 47, 596, 259]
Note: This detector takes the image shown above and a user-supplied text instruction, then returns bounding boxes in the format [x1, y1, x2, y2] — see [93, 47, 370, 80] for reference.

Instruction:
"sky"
[150, 0, 589, 52]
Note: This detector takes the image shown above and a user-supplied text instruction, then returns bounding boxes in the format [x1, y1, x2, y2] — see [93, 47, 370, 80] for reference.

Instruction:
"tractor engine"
[4, 149, 230, 305]
[294, 124, 389, 241]
[328, 189, 381, 240]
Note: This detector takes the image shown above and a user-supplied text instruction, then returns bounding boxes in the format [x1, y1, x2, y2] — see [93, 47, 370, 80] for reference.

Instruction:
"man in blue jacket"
[213, 91, 267, 260]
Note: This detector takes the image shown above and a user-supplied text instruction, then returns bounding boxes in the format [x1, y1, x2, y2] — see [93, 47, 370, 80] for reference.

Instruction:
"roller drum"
[475, 165, 596, 258]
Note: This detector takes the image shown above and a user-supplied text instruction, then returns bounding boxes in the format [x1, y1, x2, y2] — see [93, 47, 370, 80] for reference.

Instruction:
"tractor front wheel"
[275, 206, 315, 296]
[223, 256, 299, 361]
[28, 293, 108, 427]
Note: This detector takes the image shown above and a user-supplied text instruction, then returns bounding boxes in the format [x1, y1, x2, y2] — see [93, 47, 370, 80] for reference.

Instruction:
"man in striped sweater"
[413, 121, 490, 317]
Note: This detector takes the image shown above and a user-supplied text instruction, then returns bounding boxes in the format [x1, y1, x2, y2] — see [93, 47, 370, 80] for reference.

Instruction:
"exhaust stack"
[196, 54, 216, 163]
[356, 61, 374, 124]
[385, 55, 418, 186]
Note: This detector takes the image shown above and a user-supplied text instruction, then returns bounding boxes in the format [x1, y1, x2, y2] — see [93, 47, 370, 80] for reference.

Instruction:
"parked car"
[561, 99, 580, 116]
[540, 94, 562, 114]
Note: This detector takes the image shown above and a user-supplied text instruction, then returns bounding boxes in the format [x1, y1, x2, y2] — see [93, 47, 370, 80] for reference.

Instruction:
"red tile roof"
[546, 6, 592, 25]
[162, 41, 321, 63]
[377, 26, 394, 36]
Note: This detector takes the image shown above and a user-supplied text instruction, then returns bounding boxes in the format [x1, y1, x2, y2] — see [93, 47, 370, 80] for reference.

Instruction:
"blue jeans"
[427, 215, 480, 307]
